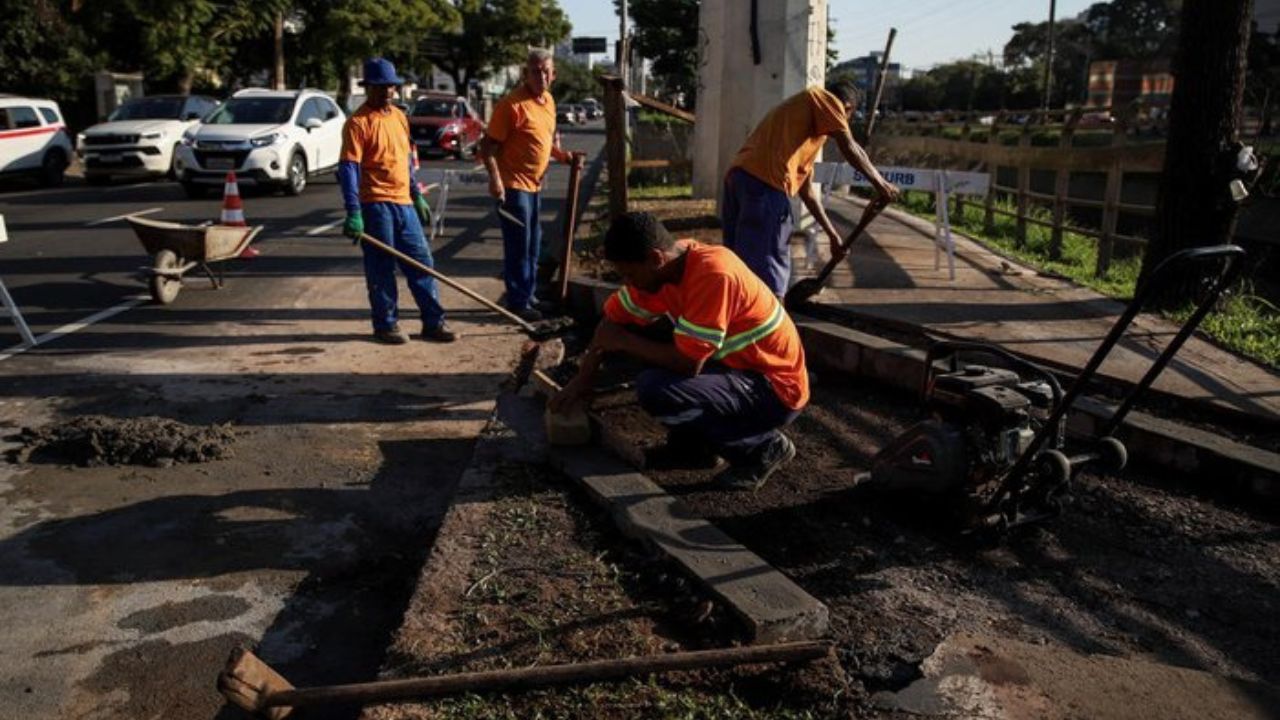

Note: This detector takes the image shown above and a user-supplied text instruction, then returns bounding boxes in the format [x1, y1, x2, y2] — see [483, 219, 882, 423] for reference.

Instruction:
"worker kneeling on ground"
[551, 212, 809, 491]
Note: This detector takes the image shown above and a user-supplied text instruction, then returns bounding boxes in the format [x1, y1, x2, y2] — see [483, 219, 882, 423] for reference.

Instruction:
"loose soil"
[584, 372, 1280, 716]
[9, 415, 236, 467]
[370, 457, 848, 720]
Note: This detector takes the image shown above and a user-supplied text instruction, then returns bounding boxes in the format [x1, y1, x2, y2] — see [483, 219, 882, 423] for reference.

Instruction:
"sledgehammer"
[218, 642, 831, 719]
[356, 232, 574, 340]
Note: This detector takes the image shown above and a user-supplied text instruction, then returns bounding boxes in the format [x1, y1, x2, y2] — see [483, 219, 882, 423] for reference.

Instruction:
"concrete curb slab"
[548, 445, 830, 644]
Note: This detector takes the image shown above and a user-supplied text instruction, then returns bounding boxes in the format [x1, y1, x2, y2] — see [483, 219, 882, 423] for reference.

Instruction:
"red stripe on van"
[0, 124, 64, 139]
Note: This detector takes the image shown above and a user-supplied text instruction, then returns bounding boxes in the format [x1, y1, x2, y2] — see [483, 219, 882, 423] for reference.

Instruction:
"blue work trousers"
[636, 366, 800, 466]
[360, 201, 445, 331]
[721, 167, 795, 297]
[498, 189, 542, 311]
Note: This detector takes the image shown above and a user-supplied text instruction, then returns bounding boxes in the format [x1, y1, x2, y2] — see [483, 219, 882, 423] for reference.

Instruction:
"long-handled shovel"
[783, 196, 890, 310]
[219, 641, 831, 719]
[357, 232, 572, 340]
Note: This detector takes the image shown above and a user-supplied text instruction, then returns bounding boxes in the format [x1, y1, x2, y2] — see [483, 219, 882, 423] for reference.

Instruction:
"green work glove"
[413, 193, 433, 228]
[343, 211, 364, 244]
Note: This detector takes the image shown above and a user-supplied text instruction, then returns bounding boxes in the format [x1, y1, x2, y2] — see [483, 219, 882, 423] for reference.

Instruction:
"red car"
[409, 93, 484, 159]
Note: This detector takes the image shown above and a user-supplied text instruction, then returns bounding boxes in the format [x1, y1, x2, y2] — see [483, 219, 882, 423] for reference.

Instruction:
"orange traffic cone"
[220, 171, 258, 258]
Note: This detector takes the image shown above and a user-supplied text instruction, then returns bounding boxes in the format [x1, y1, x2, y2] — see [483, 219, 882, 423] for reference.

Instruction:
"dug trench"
[582, 368, 1280, 715]
[363, 344, 1279, 718]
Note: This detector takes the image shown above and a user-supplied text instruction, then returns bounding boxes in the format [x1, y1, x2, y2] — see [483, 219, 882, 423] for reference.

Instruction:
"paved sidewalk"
[808, 193, 1280, 426]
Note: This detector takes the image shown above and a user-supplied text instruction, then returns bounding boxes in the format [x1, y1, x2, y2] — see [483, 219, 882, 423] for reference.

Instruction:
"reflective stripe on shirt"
[712, 300, 784, 360]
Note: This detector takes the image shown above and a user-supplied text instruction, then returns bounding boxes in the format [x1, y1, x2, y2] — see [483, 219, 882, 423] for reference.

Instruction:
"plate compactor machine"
[864, 245, 1246, 536]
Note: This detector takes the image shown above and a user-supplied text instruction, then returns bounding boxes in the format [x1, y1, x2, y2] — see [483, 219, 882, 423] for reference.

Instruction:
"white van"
[0, 95, 74, 186]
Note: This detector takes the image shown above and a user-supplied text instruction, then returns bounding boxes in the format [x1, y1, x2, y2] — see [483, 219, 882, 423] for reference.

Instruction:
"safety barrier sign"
[810, 163, 990, 280]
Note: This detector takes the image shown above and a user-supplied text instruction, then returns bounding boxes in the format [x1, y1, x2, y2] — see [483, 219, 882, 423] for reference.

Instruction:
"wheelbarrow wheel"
[150, 249, 183, 304]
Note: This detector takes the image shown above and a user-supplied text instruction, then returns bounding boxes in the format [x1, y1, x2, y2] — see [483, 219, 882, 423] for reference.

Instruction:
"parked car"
[409, 93, 484, 160]
[0, 94, 73, 186]
[556, 104, 582, 126]
[580, 98, 601, 120]
[78, 94, 219, 183]
[174, 88, 344, 197]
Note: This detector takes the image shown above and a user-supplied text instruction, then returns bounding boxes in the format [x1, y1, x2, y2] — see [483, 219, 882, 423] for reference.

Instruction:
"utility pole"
[1042, 0, 1057, 111]
[618, 0, 628, 87]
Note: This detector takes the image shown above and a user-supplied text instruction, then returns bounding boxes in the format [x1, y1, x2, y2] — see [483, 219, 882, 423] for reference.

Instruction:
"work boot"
[643, 433, 721, 471]
[715, 433, 796, 491]
[512, 306, 543, 322]
[374, 325, 409, 345]
[421, 322, 458, 343]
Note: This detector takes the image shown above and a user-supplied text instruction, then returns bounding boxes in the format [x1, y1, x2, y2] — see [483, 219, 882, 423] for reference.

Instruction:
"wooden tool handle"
[268, 641, 830, 708]
[357, 232, 535, 332]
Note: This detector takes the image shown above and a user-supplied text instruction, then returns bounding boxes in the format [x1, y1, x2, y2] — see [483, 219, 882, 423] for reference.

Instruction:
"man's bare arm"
[797, 178, 845, 254]
[834, 129, 900, 202]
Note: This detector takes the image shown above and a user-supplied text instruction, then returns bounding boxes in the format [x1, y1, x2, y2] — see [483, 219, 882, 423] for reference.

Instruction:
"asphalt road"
[0, 124, 606, 719]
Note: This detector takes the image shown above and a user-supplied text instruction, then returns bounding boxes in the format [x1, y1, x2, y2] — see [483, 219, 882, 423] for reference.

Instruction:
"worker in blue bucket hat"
[338, 57, 456, 344]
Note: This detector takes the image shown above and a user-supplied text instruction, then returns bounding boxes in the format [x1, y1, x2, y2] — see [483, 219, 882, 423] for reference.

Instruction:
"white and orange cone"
[220, 171, 258, 258]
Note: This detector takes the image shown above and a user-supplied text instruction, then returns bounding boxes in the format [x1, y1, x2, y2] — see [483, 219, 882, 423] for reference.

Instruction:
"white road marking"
[85, 207, 164, 227]
[306, 219, 343, 236]
[104, 180, 155, 193]
[0, 294, 149, 362]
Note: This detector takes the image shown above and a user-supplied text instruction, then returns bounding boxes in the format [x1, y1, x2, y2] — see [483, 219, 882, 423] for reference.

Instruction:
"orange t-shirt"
[603, 241, 810, 410]
[341, 104, 412, 205]
[730, 87, 850, 196]
[486, 85, 557, 192]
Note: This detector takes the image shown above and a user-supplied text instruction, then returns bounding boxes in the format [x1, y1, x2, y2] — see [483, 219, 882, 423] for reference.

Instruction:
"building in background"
[831, 52, 901, 111]
[1087, 59, 1173, 114]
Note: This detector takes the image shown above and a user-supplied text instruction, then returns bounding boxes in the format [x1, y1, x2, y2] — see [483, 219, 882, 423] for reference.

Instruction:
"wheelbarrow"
[128, 216, 263, 304]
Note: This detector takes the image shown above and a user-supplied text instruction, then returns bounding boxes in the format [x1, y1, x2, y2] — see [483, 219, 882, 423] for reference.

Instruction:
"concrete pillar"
[692, 0, 828, 204]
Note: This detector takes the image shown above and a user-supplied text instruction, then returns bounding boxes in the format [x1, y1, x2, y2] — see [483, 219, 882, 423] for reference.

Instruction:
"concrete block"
[551, 446, 830, 644]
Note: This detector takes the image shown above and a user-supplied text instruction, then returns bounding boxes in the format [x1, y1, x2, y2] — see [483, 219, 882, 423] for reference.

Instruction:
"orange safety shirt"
[340, 104, 412, 205]
[603, 241, 810, 410]
[486, 84, 557, 192]
[730, 87, 850, 196]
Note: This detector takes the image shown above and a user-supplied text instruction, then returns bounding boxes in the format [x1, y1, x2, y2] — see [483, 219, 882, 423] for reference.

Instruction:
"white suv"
[174, 88, 345, 197]
[0, 95, 74, 186]
[79, 95, 219, 183]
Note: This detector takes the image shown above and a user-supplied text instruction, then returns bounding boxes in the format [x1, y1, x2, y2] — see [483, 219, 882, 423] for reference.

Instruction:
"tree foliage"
[551, 59, 600, 103]
[0, 0, 99, 109]
[422, 0, 571, 93]
[618, 0, 700, 108]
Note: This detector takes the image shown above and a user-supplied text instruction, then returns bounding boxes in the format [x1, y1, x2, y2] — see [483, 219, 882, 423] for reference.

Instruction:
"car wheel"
[182, 181, 207, 199]
[40, 149, 67, 187]
[168, 143, 182, 180]
[285, 151, 307, 195]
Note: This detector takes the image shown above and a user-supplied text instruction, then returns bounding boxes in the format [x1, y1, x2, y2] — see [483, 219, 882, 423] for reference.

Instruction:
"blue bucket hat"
[360, 57, 403, 87]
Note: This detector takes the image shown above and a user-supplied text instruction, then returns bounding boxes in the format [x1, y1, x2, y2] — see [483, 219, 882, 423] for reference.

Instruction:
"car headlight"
[442, 123, 460, 135]
[141, 131, 163, 140]
[181, 131, 196, 146]
[249, 133, 283, 148]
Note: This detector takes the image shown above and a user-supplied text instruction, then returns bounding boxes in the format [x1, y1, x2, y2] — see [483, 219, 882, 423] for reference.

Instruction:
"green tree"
[1004, 19, 1095, 107]
[423, 0, 571, 95]
[900, 74, 944, 111]
[552, 59, 599, 103]
[0, 0, 99, 111]
[1082, 0, 1182, 60]
[618, 0, 699, 107]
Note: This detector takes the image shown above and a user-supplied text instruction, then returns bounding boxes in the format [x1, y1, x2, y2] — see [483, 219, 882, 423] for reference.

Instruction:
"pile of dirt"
[10, 415, 236, 467]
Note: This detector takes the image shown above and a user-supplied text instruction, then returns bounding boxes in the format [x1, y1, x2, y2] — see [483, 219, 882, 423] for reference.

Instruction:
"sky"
[556, 0, 1100, 74]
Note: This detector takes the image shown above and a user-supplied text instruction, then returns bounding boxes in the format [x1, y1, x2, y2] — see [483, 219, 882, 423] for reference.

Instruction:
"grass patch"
[631, 184, 693, 200]
[893, 190, 1280, 367]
